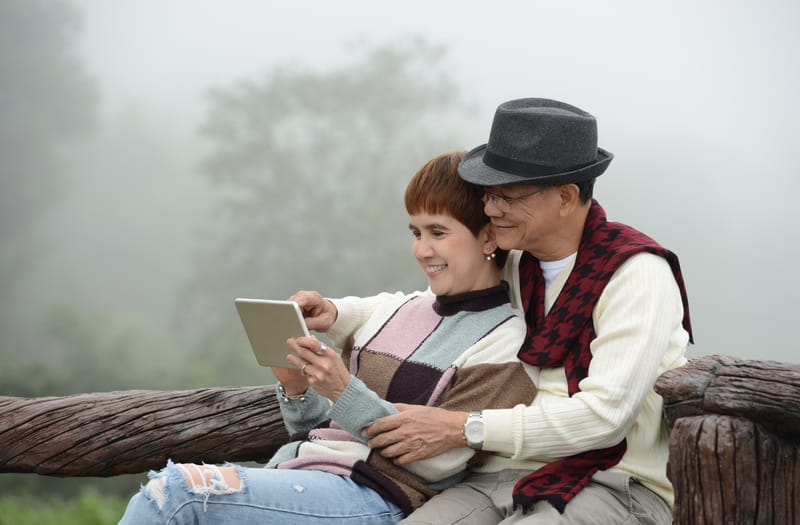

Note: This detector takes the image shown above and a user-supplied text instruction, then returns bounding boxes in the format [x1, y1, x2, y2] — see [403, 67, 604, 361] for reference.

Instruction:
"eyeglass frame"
[481, 187, 549, 212]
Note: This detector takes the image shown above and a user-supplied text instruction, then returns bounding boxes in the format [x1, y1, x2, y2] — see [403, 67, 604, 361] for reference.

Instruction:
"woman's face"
[408, 212, 499, 296]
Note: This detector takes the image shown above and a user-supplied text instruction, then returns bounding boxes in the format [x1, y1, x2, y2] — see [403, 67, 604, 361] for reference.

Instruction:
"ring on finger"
[317, 343, 327, 356]
[301, 363, 308, 376]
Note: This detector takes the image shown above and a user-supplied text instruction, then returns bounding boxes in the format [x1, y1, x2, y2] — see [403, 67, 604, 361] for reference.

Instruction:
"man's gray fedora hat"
[458, 98, 613, 187]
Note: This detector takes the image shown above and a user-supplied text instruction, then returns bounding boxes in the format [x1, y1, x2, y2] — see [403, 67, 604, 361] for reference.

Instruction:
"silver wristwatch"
[462, 410, 484, 450]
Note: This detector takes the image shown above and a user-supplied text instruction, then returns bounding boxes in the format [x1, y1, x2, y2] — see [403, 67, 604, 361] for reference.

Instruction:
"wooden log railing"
[655, 354, 799, 524]
[1, 354, 798, 524]
[0, 386, 289, 476]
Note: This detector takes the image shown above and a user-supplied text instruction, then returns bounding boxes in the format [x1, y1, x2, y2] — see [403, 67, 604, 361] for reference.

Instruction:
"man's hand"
[362, 404, 469, 464]
[289, 290, 338, 331]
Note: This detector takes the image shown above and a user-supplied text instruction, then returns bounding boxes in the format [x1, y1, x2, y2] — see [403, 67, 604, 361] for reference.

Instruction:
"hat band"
[483, 149, 593, 178]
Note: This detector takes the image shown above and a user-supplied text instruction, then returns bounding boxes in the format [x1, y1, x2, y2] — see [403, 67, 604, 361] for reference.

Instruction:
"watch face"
[465, 419, 484, 444]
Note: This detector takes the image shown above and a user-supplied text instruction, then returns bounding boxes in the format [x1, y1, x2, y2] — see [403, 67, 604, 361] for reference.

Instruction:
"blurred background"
[1, 0, 798, 522]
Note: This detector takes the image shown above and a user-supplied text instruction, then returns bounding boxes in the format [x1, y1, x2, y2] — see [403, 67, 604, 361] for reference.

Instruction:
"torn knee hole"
[143, 476, 168, 509]
[177, 464, 243, 495]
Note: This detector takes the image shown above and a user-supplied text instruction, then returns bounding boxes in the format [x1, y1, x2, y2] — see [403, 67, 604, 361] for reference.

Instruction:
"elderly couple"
[119, 98, 692, 524]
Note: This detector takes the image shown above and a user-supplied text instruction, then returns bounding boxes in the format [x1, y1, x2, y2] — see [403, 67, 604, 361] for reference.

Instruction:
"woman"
[118, 151, 535, 524]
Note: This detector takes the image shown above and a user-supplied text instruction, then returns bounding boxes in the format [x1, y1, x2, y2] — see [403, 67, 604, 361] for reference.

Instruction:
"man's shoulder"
[607, 252, 678, 292]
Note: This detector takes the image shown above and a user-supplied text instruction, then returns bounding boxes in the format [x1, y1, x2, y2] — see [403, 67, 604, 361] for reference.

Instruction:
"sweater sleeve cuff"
[276, 384, 330, 435]
[481, 407, 519, 456]
[329, 376, 397, 440]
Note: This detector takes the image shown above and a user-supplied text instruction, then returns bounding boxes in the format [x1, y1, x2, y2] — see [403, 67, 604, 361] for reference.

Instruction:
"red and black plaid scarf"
[512, 200, 693, 513]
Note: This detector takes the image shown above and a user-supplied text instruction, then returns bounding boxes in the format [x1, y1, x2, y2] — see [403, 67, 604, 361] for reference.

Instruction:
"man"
[300, 98, 692, 524]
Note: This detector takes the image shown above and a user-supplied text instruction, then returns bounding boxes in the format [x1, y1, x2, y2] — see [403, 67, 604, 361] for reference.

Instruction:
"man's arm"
[483, 253, 688, 459]
[364, 404, 469, 464]
[365, 315, 535, 465]
[366, 254, 688, 463]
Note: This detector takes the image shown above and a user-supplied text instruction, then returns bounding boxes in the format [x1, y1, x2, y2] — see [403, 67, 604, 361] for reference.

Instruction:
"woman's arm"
[326, 292, 409, 347]
[272, 362, 331, 434]
[275, 290, 406, 433]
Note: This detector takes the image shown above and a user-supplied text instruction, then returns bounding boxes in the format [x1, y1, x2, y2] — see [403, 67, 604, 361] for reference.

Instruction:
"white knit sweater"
[477, 249, 690, 507]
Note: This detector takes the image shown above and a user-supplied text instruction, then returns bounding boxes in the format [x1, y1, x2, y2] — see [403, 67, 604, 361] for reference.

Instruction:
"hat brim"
[458, 145, 614, 187]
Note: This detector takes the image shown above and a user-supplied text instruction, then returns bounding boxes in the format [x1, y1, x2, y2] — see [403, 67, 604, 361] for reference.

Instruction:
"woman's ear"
[480, 224, 498, 256]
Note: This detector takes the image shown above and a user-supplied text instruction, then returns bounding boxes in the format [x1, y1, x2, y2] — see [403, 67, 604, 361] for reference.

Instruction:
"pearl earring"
[485, 252, 496, 261]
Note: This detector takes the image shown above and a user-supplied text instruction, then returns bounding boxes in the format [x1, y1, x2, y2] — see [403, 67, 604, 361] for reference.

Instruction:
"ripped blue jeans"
[118, 460, 404, 524]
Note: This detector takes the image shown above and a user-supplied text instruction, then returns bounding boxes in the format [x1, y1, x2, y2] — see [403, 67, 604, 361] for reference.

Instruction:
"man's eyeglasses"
[481, 187, 548, 212]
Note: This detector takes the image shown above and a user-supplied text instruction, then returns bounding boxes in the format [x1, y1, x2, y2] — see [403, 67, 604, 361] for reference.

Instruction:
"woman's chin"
[427, 281, 445, 296]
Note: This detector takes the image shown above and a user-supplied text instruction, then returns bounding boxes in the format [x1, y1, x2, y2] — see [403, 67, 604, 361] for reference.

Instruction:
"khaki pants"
[400, 470, 672, 525]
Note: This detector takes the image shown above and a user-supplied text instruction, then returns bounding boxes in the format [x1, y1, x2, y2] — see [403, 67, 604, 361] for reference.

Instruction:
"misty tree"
[0, 0, 97, 341]
[179, 39, 470, 345]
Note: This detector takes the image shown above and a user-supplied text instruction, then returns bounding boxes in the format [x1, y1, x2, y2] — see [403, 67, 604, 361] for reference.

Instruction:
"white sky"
[71, 1, 799, 117]
[70, 0, 800, 186]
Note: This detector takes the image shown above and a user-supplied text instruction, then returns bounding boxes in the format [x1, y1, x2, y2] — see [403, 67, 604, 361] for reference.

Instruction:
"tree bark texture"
[656, 354, 800, 525]
[0, 386, 288, 477]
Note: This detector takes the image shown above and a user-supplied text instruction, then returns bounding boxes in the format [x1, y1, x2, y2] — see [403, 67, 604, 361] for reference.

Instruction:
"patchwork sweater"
[267, 283, 535, 516]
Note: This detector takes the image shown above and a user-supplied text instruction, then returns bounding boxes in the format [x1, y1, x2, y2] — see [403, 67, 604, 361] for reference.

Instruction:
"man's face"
[482, 184, 557, 255]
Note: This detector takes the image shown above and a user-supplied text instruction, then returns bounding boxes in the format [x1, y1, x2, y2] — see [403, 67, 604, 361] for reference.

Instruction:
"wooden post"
[656, 355, 800, 524]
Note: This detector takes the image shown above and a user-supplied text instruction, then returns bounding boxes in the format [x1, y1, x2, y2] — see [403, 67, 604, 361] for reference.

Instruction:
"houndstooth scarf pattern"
[512, 200, 692, 513]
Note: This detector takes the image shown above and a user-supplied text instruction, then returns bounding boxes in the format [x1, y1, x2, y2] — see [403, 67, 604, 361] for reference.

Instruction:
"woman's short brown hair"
[404, 151, 508, 269]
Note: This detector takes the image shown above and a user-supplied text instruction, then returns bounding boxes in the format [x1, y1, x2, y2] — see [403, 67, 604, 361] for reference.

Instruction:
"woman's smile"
[426, 264, 447, 275]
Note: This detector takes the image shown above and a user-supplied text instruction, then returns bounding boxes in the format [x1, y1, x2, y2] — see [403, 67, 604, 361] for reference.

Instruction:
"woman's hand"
[362, 404, 469, 464]
[286, 336, 351, 402]
[289, 290, 338, 332]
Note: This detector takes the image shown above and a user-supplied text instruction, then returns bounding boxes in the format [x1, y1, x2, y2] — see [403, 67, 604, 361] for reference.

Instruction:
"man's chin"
[495, 236, 517, 251]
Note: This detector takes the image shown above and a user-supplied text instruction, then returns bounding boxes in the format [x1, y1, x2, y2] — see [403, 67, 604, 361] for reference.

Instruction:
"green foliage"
[0, 489, 128, 525]
[0, 301, 273, 396]
[178, 38, 469, 343]
[0, 304, 176, 396]
[176, 324, 278, 388]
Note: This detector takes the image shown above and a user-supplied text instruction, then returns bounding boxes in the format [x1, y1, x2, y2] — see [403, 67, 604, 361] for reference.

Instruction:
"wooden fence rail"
[1, 354, 798, 524]
[0, 386, 288, 476]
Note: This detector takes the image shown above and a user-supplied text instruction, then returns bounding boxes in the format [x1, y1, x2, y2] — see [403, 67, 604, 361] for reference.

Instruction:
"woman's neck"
[433, 282, 509, 316]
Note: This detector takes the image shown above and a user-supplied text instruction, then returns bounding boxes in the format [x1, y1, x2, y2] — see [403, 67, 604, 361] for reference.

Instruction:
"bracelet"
[276, 384, 307, 403]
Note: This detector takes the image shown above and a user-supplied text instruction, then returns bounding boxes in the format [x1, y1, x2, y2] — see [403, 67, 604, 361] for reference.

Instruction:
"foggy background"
[2, 0, 798, 398]
[1, 0, 798, 510]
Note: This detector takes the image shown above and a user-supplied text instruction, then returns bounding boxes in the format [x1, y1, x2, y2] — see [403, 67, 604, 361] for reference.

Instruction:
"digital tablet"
[234, 298, 310, 368]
